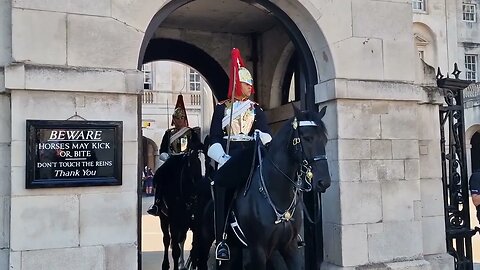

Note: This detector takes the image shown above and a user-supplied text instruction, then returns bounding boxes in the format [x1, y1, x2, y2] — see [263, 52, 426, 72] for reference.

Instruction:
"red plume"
[228, 48, 254, 99]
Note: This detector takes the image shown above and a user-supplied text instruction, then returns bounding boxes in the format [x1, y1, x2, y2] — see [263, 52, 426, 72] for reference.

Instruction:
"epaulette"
[218, 99, 230, 105]
[218, 99, 233, 108]
[218, 99, 257, 105]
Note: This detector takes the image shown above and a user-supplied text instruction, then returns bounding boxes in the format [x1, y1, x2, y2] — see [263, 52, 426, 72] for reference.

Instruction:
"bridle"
[258, 117, 327, 224]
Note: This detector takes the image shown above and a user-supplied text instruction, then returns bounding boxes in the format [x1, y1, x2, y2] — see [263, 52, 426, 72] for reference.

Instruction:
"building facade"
[3, 0, 478, 269]
[140, 61, 214, 170]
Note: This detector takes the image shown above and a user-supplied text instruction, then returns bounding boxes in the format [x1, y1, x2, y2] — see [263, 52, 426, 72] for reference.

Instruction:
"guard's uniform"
[160, 127, 199, 156]
[209, 98, 271, 258]
[209, 99, 270, 187]
[208, 47, 272, 260]
[149, 126, 201, 216]
[470, 171, 480, 223]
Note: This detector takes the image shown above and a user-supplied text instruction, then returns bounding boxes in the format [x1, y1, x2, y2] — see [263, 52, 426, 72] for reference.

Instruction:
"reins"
[254, 117, 327, 224]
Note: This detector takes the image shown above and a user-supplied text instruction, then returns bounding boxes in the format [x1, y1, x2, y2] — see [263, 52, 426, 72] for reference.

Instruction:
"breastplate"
[224, 101, 255, 135]
[169, 129, 190, 154]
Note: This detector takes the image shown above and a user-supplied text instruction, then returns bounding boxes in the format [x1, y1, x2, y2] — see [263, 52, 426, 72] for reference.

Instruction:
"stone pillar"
[314, 0, 452, 269]
[320, 81, 452, 269]
[0, 80, 11, 269]
[4, 2, 144, 269]
[0, 0, 12, 268]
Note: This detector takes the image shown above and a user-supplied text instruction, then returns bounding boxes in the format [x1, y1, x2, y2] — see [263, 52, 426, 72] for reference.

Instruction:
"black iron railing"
[438, 64, 476, 270]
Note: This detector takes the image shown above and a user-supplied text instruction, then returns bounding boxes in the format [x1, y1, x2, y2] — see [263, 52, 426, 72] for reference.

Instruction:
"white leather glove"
[255, 129, 272, 145]
[207, 143, 231, 167]
[159, 152, 170, 161]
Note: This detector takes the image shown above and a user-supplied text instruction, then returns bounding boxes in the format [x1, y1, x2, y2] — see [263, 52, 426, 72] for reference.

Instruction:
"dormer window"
[412, 0, 426, 12]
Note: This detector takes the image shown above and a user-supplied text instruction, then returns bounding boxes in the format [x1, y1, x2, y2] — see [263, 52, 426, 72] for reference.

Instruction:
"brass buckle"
[292, 138, 300, 145]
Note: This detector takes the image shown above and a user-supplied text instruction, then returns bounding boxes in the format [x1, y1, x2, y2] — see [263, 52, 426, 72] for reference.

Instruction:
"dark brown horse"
[193, 106, 331, 270]
[153, 145, 203, 270]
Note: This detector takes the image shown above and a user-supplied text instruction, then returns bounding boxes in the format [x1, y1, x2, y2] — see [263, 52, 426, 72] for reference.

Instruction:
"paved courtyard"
[141, 196, 194, 270]
[141, 196, 480, 269]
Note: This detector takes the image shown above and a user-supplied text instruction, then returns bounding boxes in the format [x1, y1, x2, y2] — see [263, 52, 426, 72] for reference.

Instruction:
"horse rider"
[148, 94, 202, 216]
[207, 48, 272, 261]
[470, 169, 480, 223]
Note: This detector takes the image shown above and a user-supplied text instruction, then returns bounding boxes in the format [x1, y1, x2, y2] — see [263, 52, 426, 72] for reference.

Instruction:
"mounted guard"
[207, 48, 272, 261]
[148, 94, 203, 217]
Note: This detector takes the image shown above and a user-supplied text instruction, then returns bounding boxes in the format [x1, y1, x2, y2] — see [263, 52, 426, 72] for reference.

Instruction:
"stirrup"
[297, 234, 305, 248]
[215, 241, 230, 261]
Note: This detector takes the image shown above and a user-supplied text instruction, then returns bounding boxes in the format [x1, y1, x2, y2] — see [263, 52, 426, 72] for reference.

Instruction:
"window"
[189, 68, 200, 91]
[414, 34, 429, 63]
[412, 0, 425, 12]
[463, 4, 477, 22]
[142, 63, 152, 90]
[465, 54, 478, 82]
[418, 50, 425, 60]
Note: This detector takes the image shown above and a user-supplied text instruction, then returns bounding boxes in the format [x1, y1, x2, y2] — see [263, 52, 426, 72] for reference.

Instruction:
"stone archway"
[143, 38, 229, 101]
[466, 124, 480, 176]
[138, 0, 335, 109]
[136, 1, 334, 269]
[142, 136, 158, 171]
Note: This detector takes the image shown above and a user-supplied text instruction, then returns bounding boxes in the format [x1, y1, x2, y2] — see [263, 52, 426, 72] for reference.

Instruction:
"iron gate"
[437, 64, 476, 270]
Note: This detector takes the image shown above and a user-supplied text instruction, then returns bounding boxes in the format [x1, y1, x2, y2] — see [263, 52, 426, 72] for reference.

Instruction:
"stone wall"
[0, 0, 456, 269]
[0, 0, 11, 268]
[0, 87, 11, 270]
[5, 1, 144, 268]
[318, 86, 451, 269]
[306, 0, 451, 267]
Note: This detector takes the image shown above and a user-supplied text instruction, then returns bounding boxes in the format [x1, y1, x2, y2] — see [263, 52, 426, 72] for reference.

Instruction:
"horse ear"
[318, 106, 327, 119]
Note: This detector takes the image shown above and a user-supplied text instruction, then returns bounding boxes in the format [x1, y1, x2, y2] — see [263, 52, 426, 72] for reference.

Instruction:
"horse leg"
[219, 245, 242, 270]
[279, 243, 302, 270]
[196, 224, 215, 270]
[178, 239, 186, 270]
[171, 227, 188, 270]
[192, 200, 215, 270]
[159, 214, 171, 270]
[177, 229, 189, 270]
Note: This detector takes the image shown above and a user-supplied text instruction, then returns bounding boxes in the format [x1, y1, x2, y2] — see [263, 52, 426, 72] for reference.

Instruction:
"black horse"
[152, 145, 204, 270]
[193, 106, 331, 270]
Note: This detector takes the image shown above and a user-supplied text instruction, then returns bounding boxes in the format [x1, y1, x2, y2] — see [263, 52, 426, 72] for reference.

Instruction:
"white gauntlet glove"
[159, 152, 170, 161]
[207, 143, 231, 168]
[255, 129, 272, 145]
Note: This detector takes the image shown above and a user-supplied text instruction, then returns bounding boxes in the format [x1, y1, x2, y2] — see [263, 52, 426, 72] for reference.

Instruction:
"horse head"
[289, 105, 331, 193]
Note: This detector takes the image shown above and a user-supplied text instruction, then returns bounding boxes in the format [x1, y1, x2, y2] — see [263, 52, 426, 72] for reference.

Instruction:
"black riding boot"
[214, 187, 230, 261]
[148, 186, 167, 216]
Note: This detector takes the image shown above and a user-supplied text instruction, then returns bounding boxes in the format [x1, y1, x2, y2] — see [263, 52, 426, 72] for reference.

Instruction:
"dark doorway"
[471, 132, 480, 172]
